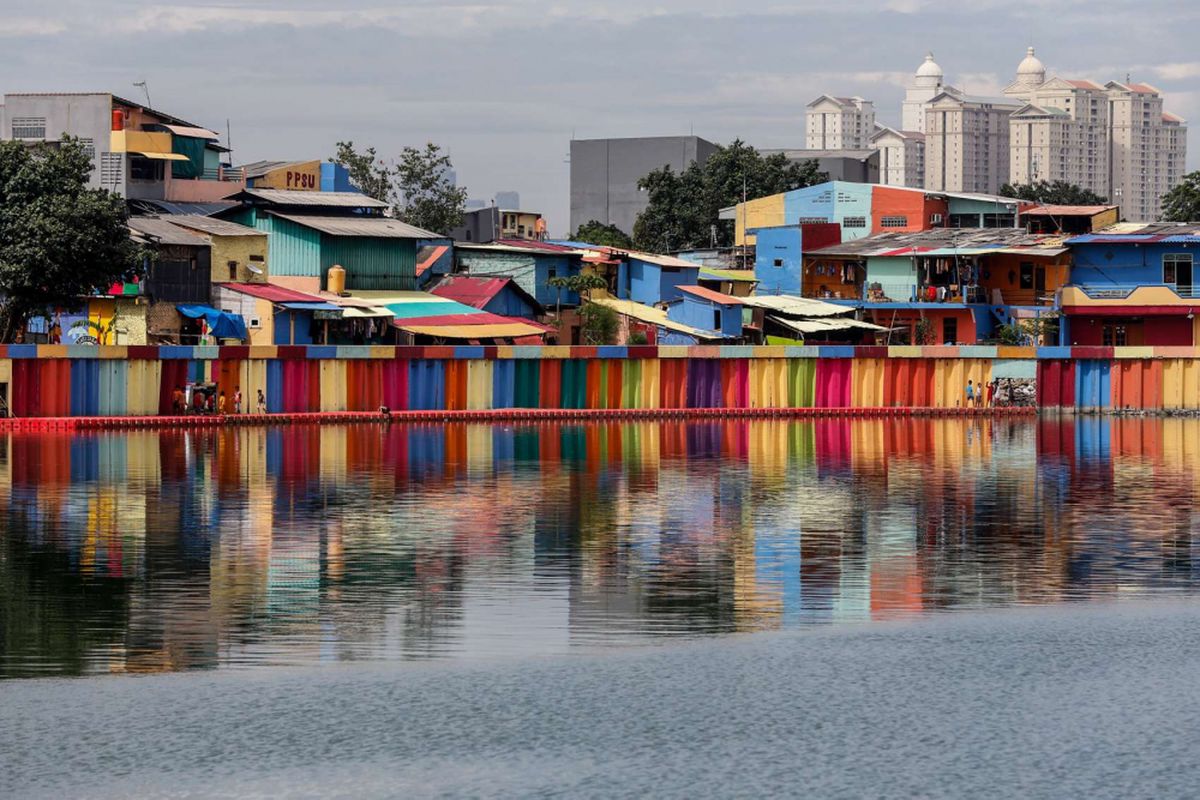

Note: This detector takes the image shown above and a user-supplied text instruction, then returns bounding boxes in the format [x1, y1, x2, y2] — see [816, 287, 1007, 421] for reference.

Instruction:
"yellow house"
[159, 215, 269, 284]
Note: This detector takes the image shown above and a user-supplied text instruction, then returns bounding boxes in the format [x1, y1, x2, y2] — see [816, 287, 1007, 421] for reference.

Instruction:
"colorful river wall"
[0, 343, 1192, 417]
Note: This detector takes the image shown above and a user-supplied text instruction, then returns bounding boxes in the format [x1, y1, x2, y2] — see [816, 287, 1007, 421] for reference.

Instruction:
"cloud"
[1154, 62, 1200, 81]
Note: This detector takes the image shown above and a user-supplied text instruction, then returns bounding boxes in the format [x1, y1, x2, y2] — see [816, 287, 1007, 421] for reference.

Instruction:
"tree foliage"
[579, 302, 619, 345]
[999, 180, 1107, 205]
[332, 141, 393, 203]
[632, 140, 827, 253]
[0, 138, 140, 342]
[572, 219, 633, 249]
[1160, 171, 1200, 222]
[333, 141, 467, 235]
[394, 143, 468, 236]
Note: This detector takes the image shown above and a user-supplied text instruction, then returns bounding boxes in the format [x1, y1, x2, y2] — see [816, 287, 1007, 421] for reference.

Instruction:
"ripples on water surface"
[1, 417, 1197, 676]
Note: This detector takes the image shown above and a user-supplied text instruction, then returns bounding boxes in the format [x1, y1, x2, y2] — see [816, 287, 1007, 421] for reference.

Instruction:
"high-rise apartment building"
[872, 127, 925, 188]
[1000, 47, 1186, 219]
[924, 93, 1019, 193]
[805, 96, 876, 150]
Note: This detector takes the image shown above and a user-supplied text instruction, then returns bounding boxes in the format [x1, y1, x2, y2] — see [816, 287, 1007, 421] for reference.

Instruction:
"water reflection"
[1, 417, 1197, 676]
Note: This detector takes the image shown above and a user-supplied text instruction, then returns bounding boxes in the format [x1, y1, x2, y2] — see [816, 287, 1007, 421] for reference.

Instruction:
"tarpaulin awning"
[176, 305, 248, 340]
[280, 301, 343, 311]
[399, 323, 548, 339]
[771, 316, 886, 334]
[133, 151, 190, 161]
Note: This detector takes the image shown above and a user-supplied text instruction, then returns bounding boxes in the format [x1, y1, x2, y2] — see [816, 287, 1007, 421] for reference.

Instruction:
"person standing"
[986, 380, 996, 409]
[257, 388, 267, 414]
[218, 391, 227, 415]
[172, 385, 184, 414]
[233, 386, 243, 415]
[966, 379, 975, 408]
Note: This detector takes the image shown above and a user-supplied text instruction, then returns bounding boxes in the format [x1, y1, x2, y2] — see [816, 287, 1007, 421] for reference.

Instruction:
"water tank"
[327, 265, 346, 295]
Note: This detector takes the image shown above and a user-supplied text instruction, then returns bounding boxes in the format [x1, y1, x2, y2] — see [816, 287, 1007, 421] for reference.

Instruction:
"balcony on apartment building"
[112, 128, 245, 203]
[1069, 283, 1200, 301]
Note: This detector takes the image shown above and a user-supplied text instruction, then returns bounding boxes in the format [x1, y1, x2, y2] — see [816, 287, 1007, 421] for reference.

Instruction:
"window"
[1102, 324, 1127, 347]
[797, 217, 828, 225]
[249, 317, 262, 329]
[10, 117, 46, 139]
[129, 155, 164, 182]
[713, 309, 722, 330]
[983, 214, 1014, 228]
[547, 267, 557, 280]
[842, 216, 867, 228]
[1164, 253, 1192, 284]
[99, 153, 123, 186]
[942, 317, 957, 344]
[880, 216, 909, 228]
[228, 261, 238, 281]
[1020, 262, 1035, 289]
[773, 259, 784, 268]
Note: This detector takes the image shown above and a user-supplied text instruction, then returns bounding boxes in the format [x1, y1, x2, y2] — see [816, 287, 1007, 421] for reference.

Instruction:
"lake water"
[3, 416, 1199, 678]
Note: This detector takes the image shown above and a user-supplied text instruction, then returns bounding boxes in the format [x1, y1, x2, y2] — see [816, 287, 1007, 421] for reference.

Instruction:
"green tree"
[999, 180, 1107, 205]
[1161, 171, 1200, 222]
[579, 302, 619, 345]
[332, 141, 394, 203]
[632, 140, 827, 253]
[394, 143, 468, 235]
[572, 219, 634, 249]
[0, 138, 140, 343]
[547, 273, 608, 316]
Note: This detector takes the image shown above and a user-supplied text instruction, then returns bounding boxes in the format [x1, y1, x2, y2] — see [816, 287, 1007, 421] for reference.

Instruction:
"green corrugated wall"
[322, 235, 416, 291]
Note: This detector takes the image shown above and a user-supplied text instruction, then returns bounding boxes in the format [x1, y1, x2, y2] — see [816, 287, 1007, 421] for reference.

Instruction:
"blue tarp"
[176, 305, 248, 341]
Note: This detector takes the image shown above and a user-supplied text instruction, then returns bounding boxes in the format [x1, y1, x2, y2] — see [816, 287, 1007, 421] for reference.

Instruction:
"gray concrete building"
[760, 149, 881, 184]
[569, 136, 718, 236]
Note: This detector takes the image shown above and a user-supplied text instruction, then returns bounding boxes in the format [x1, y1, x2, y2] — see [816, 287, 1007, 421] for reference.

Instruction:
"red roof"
[1066, 79, 1104, 91]
[677, 285, 743, 305]
[393, 312, 554, 332]
[218, 282, 323, 303]
[415, 245, 449, 277]
[430, 275, 541, 312]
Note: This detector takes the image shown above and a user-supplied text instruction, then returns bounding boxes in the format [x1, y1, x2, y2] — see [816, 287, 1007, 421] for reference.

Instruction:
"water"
[2, 416, 1199, 678]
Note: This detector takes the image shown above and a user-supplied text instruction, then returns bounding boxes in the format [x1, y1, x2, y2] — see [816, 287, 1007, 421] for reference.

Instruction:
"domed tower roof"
[1015, 46, 1046, 88]
[914, 52, 943, 88]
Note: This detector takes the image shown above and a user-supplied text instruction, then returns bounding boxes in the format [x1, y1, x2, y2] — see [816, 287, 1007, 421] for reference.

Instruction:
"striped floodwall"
[0, 343, 1195, 418]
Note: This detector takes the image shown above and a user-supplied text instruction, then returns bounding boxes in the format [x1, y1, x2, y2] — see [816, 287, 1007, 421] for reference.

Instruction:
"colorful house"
[156, 215, 269, 284]
[752, 223, 841, 296]
[220, 189, 437, 294]
[619, 252, 701, 305]
[667, 286, 744, 338]
[455, 241, 584, 308]
[726, 181, 1026, 247]
[1061, 224, 1200, 346]
[430, 275, 542, 320]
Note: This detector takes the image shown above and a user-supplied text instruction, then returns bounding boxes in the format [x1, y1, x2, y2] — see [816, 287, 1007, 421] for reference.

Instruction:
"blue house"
[455, 241, 583, 308]
[752, 223, 842, 296]
[619, 253, 701, 305]
[667, 286, 743, 338]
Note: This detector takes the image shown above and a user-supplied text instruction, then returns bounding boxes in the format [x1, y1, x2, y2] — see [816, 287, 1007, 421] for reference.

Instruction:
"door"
[1178, 258, 1194, 297]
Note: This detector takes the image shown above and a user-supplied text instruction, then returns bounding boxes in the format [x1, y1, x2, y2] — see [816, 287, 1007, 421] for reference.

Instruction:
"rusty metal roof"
[269, 212, 439, 239]
[228, 188, 389, 208]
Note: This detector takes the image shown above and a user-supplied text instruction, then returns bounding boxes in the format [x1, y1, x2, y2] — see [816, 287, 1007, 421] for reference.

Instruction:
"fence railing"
[1075, 283, 1200, 300]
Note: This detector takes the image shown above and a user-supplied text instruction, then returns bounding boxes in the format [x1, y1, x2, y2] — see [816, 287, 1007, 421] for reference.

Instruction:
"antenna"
[132, 80, 151, 109]
[226, 118, 233, 165]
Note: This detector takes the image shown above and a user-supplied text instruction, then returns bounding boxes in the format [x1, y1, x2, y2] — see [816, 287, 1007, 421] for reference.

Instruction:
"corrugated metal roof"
[161, 214, 264, 237]
[677, 285, 743, 305]
[269, 212, 440, 238]
[739, 295, 848, 318]
[218, 283, 324, 303]
[128, 217, 209, 246]
[1022, 205, 1117, 216]
[236, 160, 314, 178]
[158, 124, 219, 140]
[589, 297, 723, 339]
[430, 275, 541, 311]
[773, 317, 886, 334]
[699, 268, 758, 283]
[627, 251, 702, 269]
[280, 301, 342, 312]
[230, 189, 389, 208]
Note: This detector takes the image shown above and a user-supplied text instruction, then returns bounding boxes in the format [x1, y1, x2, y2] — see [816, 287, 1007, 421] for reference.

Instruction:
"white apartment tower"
[924, 92, 1020, 193]
[902, 53, 957, 133]
[872, 126, 925, 188]
[1002, 47, 1187, 219]
[805, 95, 876, 150]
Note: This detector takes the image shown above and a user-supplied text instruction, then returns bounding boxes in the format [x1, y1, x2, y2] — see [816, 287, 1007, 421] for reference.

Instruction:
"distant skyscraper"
[495, 190, 520, 209]
[465, 198, 486, 211]
[805, 96, 875, 150]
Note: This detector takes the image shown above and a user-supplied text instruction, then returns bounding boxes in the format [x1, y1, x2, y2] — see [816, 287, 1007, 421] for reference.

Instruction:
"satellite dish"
[246, 263, 264, 275]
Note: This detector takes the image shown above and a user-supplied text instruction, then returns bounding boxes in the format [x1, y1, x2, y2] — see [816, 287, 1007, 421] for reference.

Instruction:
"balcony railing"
[1075, 283, 1200, 300]
[863, 282, 987, 304]
[199, 166, 246, 182]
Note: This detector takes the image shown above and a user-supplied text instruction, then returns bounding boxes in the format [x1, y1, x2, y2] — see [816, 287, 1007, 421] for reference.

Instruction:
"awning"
[771, 316, 886, 334]
[159, 124, 220, 140]
[176, 305, 248, 340]
[132, 151, 190, 161]
[339, 306, 394, 319]
[400, 323, 548, 339]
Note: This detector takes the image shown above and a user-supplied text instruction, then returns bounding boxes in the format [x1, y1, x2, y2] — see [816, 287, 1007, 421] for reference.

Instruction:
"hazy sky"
[3, 1, 1199, 233]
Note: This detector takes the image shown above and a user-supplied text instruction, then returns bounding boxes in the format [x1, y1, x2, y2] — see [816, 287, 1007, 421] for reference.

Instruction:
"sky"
[3, 0, 1200, 234]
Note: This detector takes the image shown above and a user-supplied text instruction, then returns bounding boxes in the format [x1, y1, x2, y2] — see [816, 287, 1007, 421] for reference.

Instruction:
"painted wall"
[866, 256, 917, 302]
[320, 163, 357, 193]
[481, 287, 539, 319]
[755, 226, 804, 295]
[1070, 242, 1196, 288]
[457, 250, 579, 307]
[320, 235, 416, 292]
[627, 259, 699, 305]
[209, 233, 270, 284]
[667, 296, 741, 337]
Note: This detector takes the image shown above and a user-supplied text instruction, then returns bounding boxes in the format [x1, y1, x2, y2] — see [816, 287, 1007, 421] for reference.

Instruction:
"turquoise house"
[220, 189, 439, 293]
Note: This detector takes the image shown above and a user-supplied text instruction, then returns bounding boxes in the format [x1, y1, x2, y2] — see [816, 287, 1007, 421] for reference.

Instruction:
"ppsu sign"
[258, 160, 321, 191]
